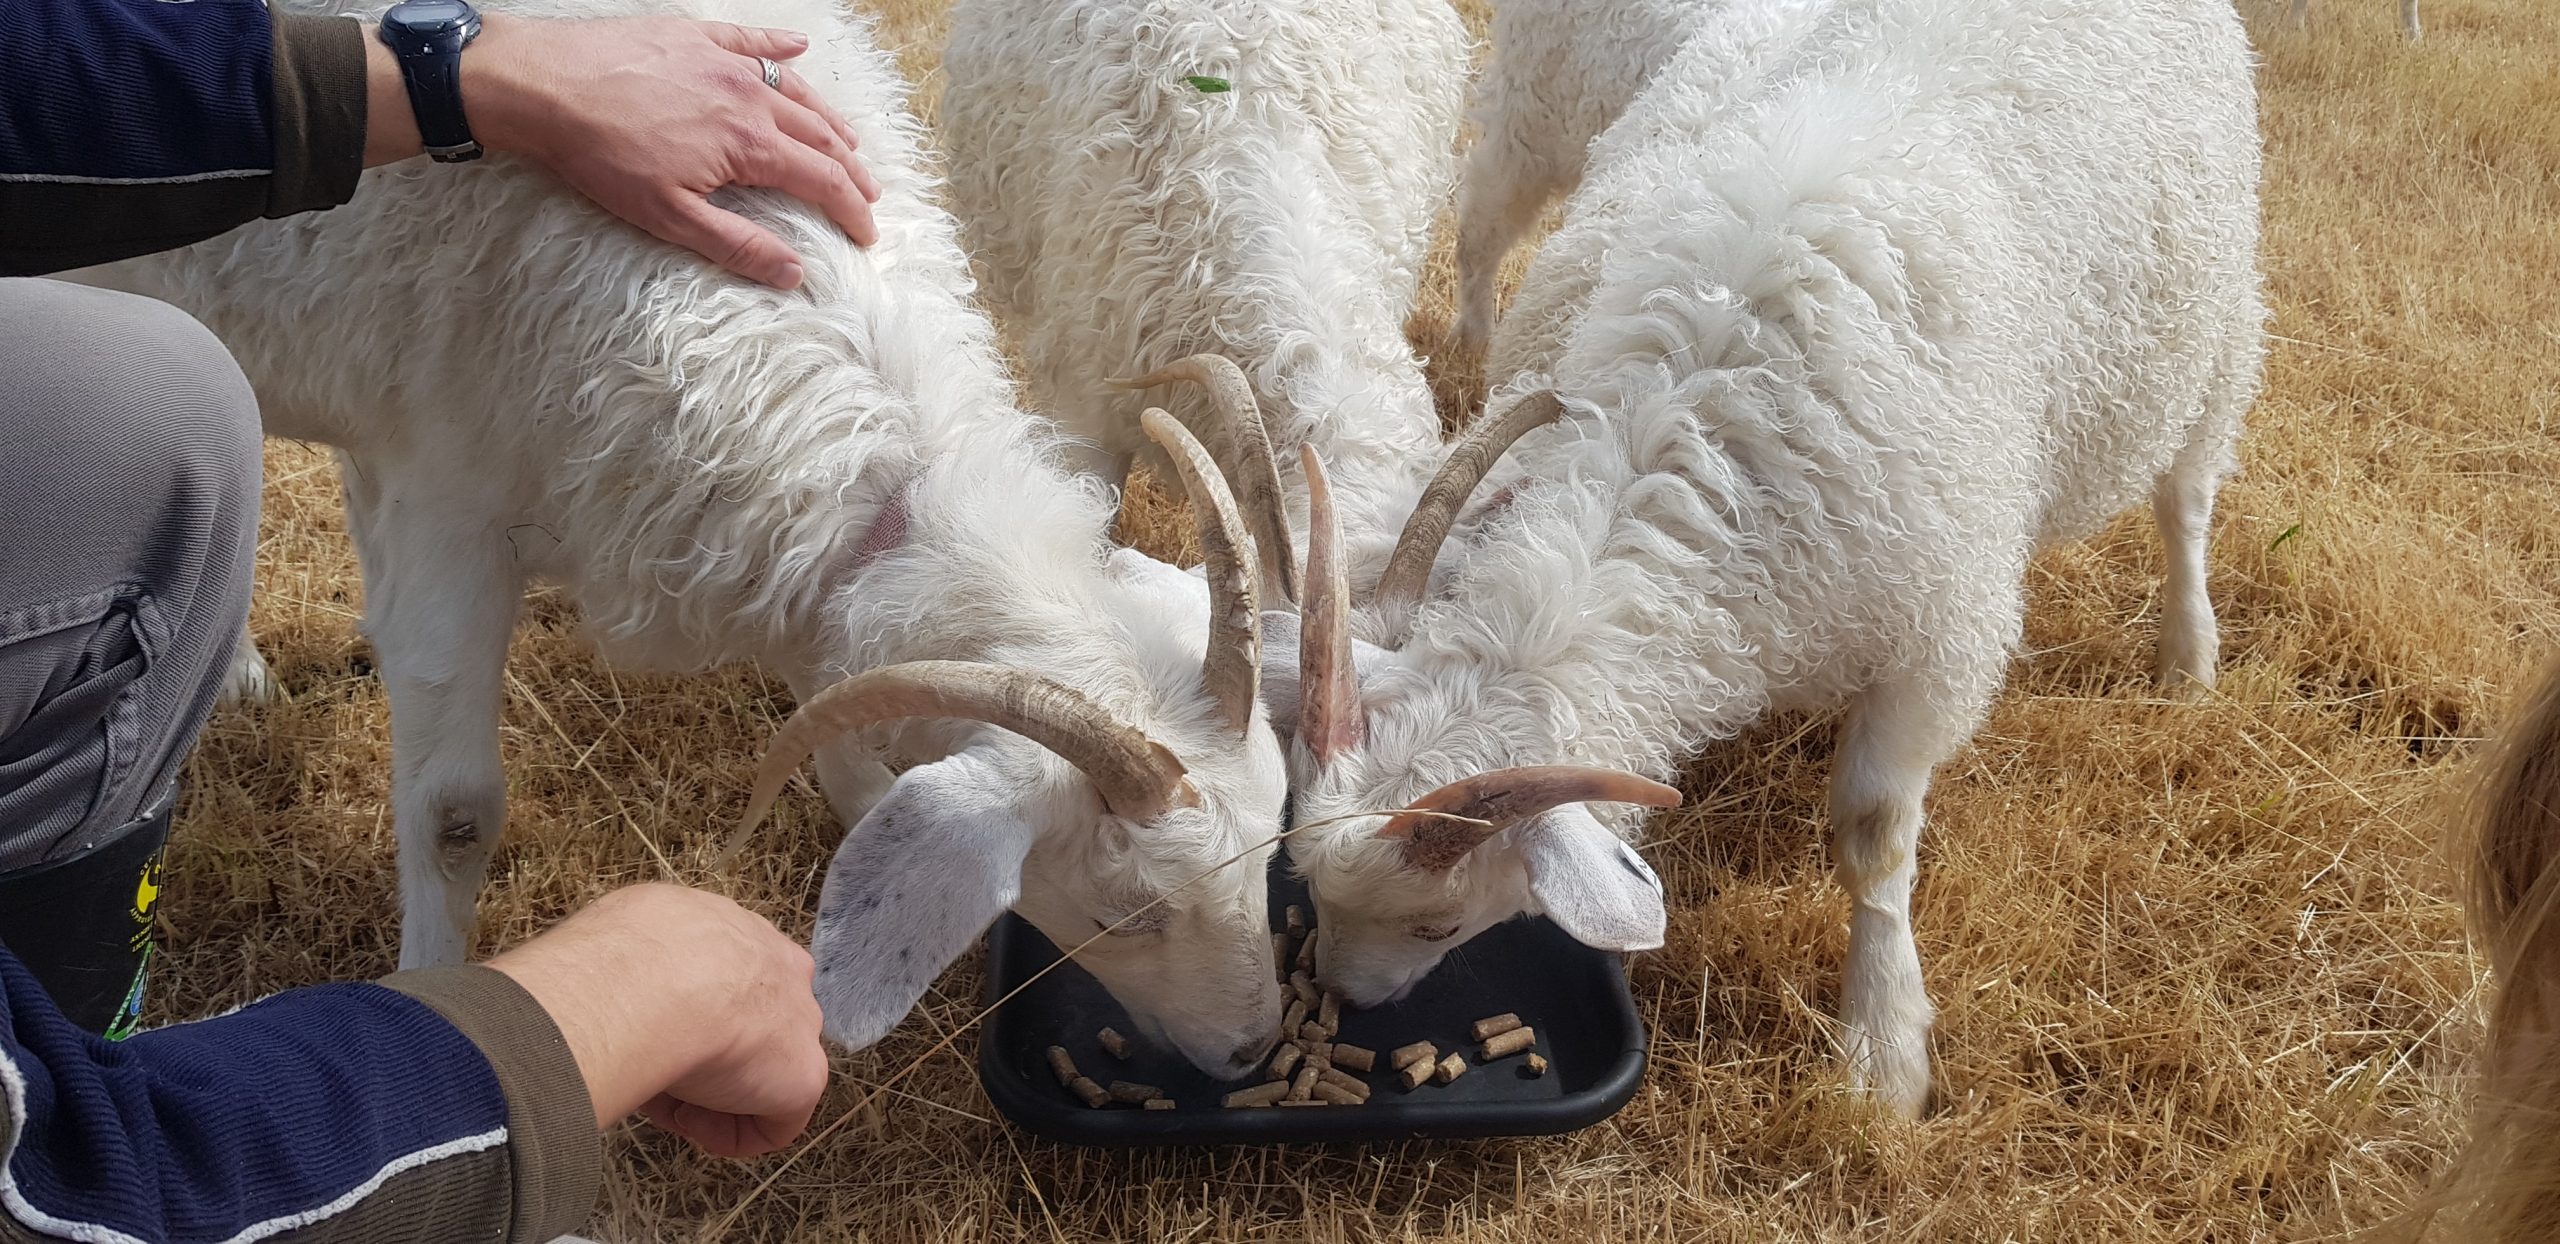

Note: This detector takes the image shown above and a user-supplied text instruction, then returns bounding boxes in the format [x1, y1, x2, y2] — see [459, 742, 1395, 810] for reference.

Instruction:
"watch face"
[388, 0, 473, 35]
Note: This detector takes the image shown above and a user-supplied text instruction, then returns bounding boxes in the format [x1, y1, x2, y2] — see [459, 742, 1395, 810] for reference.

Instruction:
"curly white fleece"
[938, 0, 1471, 588]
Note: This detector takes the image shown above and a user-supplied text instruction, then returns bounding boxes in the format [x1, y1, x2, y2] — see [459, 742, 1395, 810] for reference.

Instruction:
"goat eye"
[1410, 923, 1458, 942]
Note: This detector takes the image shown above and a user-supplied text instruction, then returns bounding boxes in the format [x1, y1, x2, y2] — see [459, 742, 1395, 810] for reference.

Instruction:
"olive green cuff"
[383, 965, 604, 1244]
[266, 13, 370, 218]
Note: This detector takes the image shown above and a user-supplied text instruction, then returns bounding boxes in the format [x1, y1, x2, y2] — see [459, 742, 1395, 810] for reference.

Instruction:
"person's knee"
[2, 281, 261, 533]
[0, 279, 262, 864]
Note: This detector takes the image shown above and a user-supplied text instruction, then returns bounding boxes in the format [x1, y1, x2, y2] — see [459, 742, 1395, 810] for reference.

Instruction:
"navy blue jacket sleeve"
[0, 949, 601, 1244]
[0, 0, 369, 275]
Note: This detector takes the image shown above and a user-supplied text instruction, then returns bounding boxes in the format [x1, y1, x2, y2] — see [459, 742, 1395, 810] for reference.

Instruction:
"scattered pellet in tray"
[1470, 1013, 1524, 1042]
[1143, 1098, 1177, 1111]
[1316, 1066, 1371, 1101]
[1479, 1026, 1537, 1061]
[1046, 1046, 1081, 1088]
[1267, 1042, 1303, 1081]
[1398, 1058, 1435, 1091]
[1433, 1052, 1467, 1085]
[1273, 933, 1293, 981]
[1285, 904, 1307, 936]
[1098, 1027, 1131, 1059]
[1069, 1076, 1111, 1108]
[1289, 970, 1321, 1007]
[1281, 997, 1308, 1037]
[1317, 992, 1340, 1038]
[1287, 1064, 1320, 1103]
[1304, 1040, 1333, 1067]
[1523, 1052, 1548, 1078]
[1298, 1021, 1328, 1045]
[1223, 1081, 1290, 1108]
[1331, 1043, 1376, 1073]
[1310, 1080, 1364, 1106]
[1107, 1080, 1162, 1104]
[1294, 933, 1318, 973]
[1390, 1041, 1437, 1071]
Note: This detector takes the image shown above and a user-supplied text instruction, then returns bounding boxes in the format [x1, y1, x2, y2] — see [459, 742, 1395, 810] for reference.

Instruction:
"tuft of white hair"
[938, 0, 1471, 593]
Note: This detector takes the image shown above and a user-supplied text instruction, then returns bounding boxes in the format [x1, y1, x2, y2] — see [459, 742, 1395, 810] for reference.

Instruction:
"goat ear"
[808, 751, 1042, 1049]
[1256, 609, 1390, 737]
[1521, 807, 1667, 953]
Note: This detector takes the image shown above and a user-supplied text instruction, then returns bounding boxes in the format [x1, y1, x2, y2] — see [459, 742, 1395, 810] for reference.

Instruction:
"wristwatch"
[378, 0, 485, 163]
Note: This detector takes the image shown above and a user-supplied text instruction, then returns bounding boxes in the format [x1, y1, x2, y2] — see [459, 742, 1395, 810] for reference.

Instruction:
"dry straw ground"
[160, 0, 2560, 1239]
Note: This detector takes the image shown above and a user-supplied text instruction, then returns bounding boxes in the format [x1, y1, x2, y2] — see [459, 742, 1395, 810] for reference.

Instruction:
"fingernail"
[775, 262, 805, 289]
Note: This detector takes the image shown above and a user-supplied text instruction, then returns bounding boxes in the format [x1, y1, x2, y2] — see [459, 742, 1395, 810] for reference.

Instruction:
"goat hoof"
[220, 641, 280, 707]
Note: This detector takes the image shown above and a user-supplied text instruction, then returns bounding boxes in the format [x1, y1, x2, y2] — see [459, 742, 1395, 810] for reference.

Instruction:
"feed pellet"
[1479, 1026, 1536, 1061]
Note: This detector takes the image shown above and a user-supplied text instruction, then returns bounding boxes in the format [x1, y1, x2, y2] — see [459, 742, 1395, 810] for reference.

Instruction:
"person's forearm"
[0, 3, 369, 276]
[0, 950, 598, 1244]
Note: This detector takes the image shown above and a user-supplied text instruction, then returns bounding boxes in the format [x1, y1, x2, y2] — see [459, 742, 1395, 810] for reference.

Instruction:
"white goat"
[86, 0, 1291, 1076]
[1445, 0, 1717, 365]
[1270, 0, 2265, 1117]
[937, 0, 1470, 600]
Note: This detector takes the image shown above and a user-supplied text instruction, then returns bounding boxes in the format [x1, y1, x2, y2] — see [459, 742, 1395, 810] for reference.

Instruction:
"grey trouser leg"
[0, 278, 259, 869]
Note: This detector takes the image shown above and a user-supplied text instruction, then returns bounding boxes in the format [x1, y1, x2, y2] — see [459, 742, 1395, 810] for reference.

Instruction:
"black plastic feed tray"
[977, 857, 1647, 1145]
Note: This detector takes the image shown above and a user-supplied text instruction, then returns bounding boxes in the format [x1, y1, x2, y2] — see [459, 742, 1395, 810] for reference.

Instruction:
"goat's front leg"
[347, 478, 522, 969]
[2151, 431, 2227, 694]
[1829, 677, 1971, 1119]
[219, 623, 278, 706]
[1447, 129, 1568, 368]
[782, 671, 901, 831]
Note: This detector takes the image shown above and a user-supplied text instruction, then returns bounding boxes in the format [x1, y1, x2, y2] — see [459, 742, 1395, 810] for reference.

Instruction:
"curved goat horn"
[723, 661, 1196, 865]
[1141, 407, 1262, 735]
[1110, 354, 1300, 607]
[1297, 443, 1364, 766]
[1377, 765, 1681, 873]
[1371, 389, 1565, 621]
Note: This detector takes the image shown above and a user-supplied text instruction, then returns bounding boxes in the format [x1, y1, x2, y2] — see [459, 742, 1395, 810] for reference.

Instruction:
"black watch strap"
[395, 45, 481, 162]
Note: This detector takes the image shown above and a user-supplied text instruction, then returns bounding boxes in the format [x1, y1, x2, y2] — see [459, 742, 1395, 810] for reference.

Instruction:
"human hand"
[488, 883, 828, 1158]
[365, 14, 881, 288]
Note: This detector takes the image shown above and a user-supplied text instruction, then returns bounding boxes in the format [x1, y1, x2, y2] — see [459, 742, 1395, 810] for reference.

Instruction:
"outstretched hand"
[488, 884, 829, 1158]
[365, 14, 881, 288]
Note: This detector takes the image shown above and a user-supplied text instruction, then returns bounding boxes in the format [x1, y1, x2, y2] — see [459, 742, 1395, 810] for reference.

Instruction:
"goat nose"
[1233, 1036, 1276, 1069]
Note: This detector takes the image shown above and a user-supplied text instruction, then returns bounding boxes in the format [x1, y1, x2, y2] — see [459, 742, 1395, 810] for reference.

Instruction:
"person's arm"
[1, 1, 878, 286]
[0, 885, 824, 1244]
[0, 3, 362, 275]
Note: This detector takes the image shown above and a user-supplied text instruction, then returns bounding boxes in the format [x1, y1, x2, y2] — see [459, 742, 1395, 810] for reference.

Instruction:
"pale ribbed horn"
[1378, 765, 1681, 872]
[1140, 407, 1262, 734]
[1371, 389, 1565, 620]
[1110, 354, 1300, 606]
[722, 662, 1195, 865]
[1297, 444, 1364, 766]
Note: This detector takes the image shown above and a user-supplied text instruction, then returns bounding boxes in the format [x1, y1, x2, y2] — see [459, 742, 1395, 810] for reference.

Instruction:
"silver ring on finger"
[758, 56, 783, 90]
